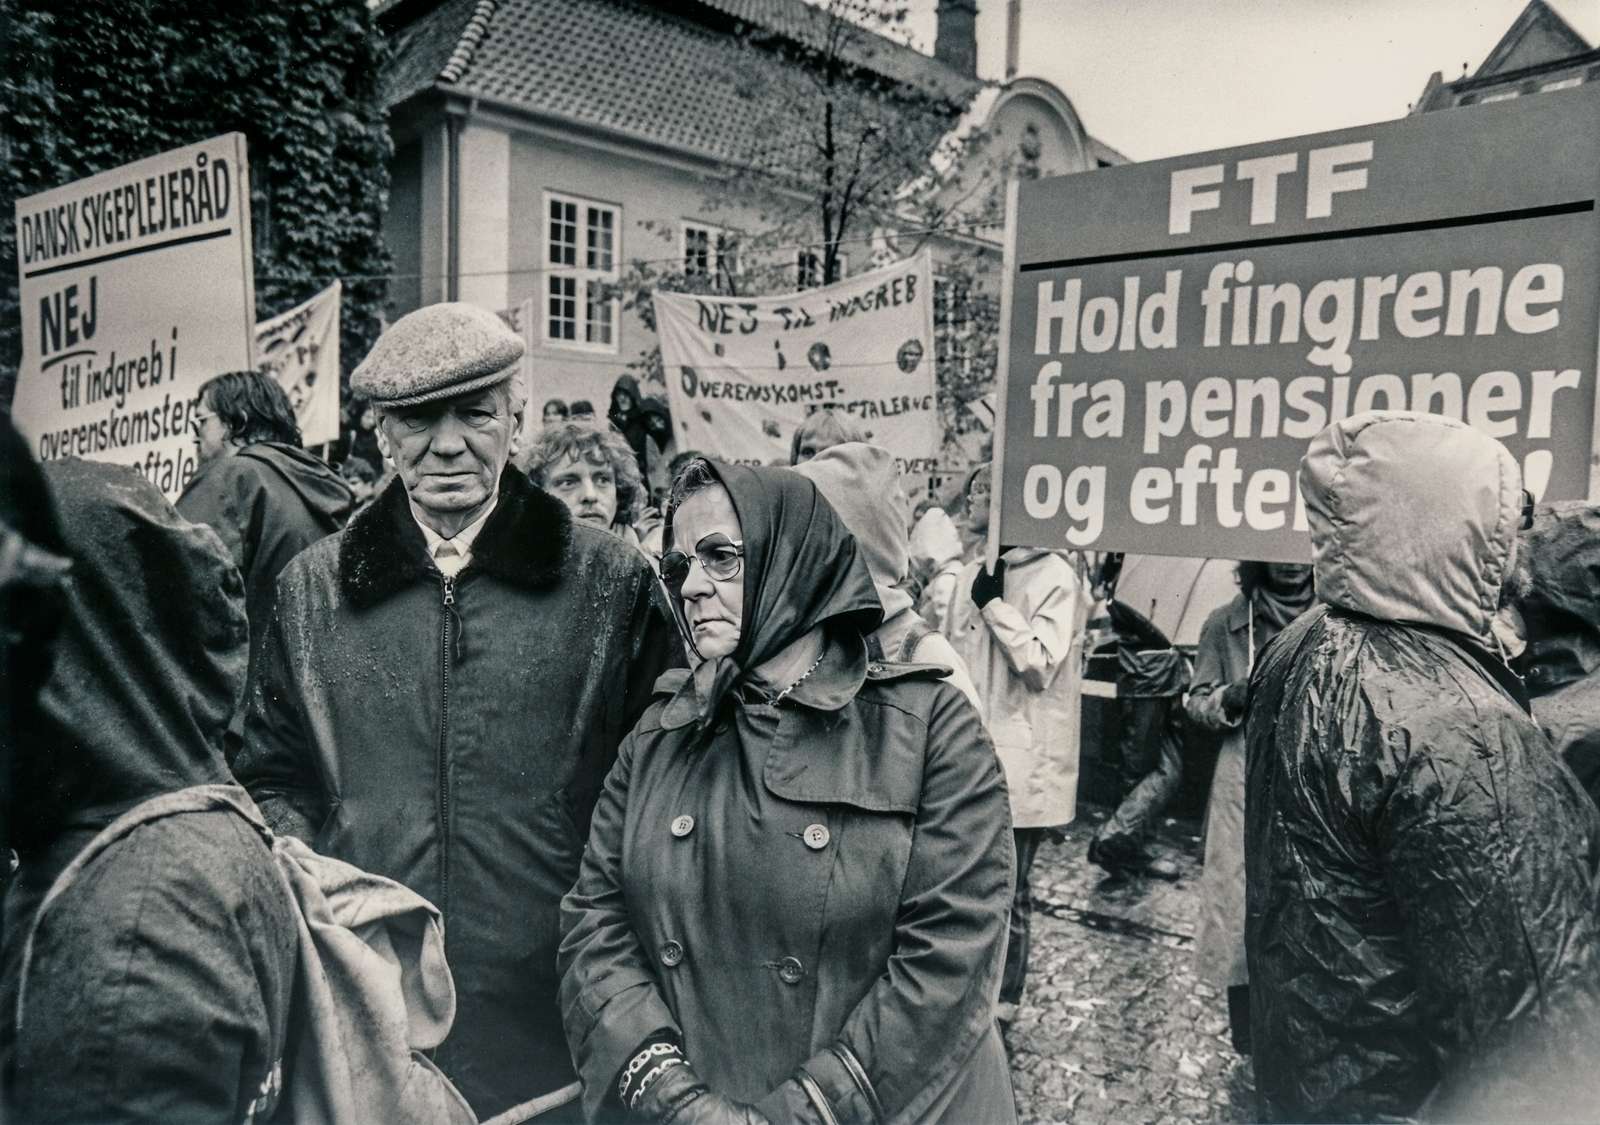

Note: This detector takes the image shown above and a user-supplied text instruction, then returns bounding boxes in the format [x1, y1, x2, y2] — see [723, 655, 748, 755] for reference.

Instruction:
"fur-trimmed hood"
[338, 469, 572, 609]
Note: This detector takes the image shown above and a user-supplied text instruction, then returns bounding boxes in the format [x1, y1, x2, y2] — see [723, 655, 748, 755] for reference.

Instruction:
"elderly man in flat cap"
[235, 303, 682, 1121]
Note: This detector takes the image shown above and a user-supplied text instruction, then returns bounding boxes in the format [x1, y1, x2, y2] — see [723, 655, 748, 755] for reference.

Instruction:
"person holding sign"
[1245, 410, 1600, 1122]
[559, 458, 1016, 1125]
[945, 462, 1090, 1024]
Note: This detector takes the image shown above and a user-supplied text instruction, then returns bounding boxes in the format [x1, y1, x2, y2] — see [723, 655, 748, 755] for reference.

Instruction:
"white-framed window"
[1477, 89, 1520, 104]
[1541, 76, 1584, 93]
[543, 191, 619, 351]
[797, 248, 848, 289]
[934, 273, 974, 378]
[681, 221, 741, 291]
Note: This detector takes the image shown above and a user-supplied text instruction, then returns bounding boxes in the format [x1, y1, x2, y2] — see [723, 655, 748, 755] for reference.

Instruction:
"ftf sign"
[992, 86, 1600, 562]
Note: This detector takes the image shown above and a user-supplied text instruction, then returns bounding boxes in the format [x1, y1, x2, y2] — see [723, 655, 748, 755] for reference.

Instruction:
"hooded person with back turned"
[1246, 410, 1600, 1122]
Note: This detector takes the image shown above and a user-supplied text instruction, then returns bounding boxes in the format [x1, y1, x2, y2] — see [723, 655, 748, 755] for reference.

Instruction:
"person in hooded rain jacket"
[945, 462, 1089, 1020]
[177, 369, 353, 754]
[1186, 560, 1313, 1055]
[0, 458, 299, 1123]
[794, 442, 981, 711]
[1509, 501, 1600, 807]
[0, 418, 71, 947]
[609, 373, 651, 476]
[558, 457, 1016, 1125]
[235, 303, 682, 1120]
[1246, 410, 1600, 1123]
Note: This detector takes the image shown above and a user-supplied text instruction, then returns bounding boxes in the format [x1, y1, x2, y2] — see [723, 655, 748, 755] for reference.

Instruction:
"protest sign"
[256, 280, 340, 447]
[993, 86, 1600, 562]
[656, 253, 938, 498]
[12, 134, 255, 497]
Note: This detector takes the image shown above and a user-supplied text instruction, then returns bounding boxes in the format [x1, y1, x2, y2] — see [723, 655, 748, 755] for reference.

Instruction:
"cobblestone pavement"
[1006, 805, 1255, 1124]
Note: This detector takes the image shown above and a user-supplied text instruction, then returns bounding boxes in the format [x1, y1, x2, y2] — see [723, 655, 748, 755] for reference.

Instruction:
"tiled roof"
[384, 0, 485, 106]
[382, 0, 979, 165]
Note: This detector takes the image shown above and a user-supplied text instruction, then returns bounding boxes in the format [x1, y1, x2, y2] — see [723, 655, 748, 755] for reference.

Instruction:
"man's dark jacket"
[234, 470, 681, 1117]
[177, 442, 353, 744]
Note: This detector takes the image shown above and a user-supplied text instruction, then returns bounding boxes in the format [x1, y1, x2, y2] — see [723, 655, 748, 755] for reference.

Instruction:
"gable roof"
[1475, 0, 1591, 78]
[381, 0, 980, 164]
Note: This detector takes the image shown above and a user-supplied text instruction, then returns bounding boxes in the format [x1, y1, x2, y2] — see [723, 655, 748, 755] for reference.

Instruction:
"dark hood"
[609, 374, 642, 418]
[1514, 501, 1600, 695]
[14, 459, 242, 848]
[1, 420, 70, 872]
[236, 441, 354, 524]
[663, 461, 881, 723]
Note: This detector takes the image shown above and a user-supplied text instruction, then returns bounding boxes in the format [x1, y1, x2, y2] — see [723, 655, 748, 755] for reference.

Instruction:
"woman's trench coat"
[558, 639, 1017, 1124]
[1186, 595, 1254, 989]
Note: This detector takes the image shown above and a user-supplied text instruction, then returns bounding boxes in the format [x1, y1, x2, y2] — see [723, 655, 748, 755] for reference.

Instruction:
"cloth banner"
[11, 133, 255, 498]
[255, 281, 341, 447]
[656, 253, 938, 498]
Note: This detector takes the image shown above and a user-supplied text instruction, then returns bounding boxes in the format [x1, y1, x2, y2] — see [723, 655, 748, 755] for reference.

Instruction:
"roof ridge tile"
[440, 0, 498, 83]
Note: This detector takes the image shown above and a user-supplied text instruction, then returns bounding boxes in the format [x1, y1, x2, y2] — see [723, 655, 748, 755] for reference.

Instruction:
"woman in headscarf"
[559, 458, 1016, 1125]
[1186, 560, 1314, 1056]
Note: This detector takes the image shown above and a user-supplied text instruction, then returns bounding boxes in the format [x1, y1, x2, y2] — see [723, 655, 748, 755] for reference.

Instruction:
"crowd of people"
[2, 298, 1599, 1123]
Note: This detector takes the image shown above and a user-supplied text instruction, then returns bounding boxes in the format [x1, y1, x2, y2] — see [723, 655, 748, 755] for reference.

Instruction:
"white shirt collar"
[410, 495, 497, 577]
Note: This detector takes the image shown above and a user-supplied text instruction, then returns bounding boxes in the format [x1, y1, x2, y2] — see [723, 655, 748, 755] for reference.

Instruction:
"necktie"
[434, 540, 465, 578]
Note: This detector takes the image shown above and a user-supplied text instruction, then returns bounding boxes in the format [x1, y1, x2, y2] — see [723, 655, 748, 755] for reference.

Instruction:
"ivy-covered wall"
[0, 0, 392, 412]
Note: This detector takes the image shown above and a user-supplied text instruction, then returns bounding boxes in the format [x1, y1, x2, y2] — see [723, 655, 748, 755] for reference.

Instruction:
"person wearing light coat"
[945, 462, 1090, 1020]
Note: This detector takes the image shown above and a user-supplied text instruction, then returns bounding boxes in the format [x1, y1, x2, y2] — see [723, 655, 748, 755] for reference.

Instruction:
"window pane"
[586, 279, 613, 344]
[549, 200, 577, 267]
[587, 207, 615, 271]
[685, 226, 710, 276]
[548, 276, 577, 340]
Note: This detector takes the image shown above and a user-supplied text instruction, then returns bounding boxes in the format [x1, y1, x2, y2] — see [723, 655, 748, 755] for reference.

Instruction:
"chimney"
[935, 0, 979, 78]
[1005, 0, 1020, 80]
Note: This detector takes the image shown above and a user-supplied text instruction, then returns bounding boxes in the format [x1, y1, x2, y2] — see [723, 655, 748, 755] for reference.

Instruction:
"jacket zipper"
[439, 574, 455, 914]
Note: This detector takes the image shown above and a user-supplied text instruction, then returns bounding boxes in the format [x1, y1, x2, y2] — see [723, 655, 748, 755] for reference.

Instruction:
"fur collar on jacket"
[339, 470, 571, 609]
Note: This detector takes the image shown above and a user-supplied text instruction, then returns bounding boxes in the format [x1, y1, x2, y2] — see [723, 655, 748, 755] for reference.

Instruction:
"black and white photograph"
[3, 1, 1600, 1121]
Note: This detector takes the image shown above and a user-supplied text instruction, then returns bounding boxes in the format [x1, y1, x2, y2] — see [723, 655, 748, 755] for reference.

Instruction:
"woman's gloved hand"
[1220, 678, 1250, 722]
[633, 1062, 771, 1125]
[970, 558, 1007, 609]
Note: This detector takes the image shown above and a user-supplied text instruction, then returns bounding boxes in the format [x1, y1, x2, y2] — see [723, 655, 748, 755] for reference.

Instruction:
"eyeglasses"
[659, 533, 744, 592]
[189, 409, 217, 435]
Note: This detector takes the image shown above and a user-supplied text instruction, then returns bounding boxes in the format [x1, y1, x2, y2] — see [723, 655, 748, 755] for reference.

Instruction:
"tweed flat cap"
[352, 302, 525, 408]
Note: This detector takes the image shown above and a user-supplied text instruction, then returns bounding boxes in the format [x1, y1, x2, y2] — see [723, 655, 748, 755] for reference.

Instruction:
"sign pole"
[986, 178, 1021, 572]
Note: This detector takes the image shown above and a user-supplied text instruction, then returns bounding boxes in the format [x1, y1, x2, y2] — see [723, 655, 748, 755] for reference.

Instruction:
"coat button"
[660, 940, 685, 968]
[671, 814, 695, 838]
[803, 823, 830, 850]
[868, 662, 885, 674]
[777, 956, 805, 985]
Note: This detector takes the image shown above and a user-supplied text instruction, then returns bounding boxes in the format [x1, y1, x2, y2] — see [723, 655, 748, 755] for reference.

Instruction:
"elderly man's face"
[377, 385, 521, 525]
[545, 448, 618, 529]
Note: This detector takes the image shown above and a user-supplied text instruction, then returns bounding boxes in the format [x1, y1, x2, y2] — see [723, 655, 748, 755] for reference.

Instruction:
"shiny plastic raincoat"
[1245, 412, 1600, 1122]
[1515, 501, 1600, 806]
